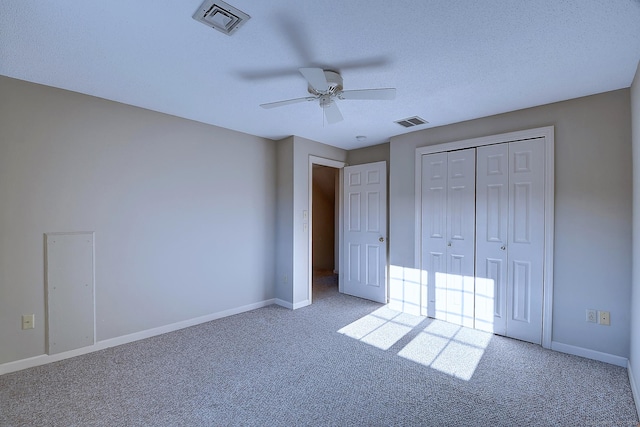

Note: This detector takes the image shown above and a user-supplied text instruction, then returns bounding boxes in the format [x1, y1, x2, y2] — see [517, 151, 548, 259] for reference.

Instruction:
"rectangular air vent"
[395, 116, 428, 128]
[193, 0, 250, 35]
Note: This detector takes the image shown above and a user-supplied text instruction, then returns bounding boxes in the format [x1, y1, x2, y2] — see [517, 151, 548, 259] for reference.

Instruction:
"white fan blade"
[299, 67, 329, 92]
[339, 88, 396, 100]
[260, 96, 316, 109]
[324, 101, 343, 124]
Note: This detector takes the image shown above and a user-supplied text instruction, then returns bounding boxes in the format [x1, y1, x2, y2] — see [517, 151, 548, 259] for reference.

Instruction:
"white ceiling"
[2, 1, 640, 150]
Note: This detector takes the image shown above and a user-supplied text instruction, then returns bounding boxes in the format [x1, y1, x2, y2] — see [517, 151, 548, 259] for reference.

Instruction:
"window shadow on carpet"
[338, 304, 492, 381]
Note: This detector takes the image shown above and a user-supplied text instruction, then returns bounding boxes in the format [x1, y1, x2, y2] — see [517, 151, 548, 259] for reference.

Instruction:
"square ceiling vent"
[193, 0, 250, 35]
[395, 116, 428, 128]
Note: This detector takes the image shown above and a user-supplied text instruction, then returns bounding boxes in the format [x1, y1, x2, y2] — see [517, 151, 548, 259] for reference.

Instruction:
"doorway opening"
[305, 157, 387, 306]
[311, 164, 340, 301]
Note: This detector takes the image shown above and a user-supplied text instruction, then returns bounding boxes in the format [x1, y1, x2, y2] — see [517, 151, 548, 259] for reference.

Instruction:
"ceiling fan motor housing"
[308, 70, 343, 95]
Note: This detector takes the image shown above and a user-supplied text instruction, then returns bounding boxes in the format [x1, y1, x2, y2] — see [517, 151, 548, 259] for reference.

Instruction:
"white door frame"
[414, 126, 555, 348]
[308, 156, 346, 304]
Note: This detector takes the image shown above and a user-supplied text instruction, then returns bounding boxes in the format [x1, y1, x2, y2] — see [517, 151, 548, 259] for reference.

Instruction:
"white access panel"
[506, 139, 545, 344]
[342, 161, 387, 303]
[46, 232, 95, 355]
[475, 143, 509, 335]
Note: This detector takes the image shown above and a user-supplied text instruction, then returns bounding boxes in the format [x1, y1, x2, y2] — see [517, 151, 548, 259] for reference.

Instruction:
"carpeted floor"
[1, 276, 638, 426]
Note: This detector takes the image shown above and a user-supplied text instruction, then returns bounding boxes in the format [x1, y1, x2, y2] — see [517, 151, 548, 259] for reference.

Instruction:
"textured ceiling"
[1, 0, 639, 149]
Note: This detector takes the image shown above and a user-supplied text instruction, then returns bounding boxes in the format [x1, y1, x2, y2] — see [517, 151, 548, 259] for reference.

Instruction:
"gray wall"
[347, 143, 390, 166]
[630, 61, 640, 397]
[275, 136, 347, 306]
[2, 73, 634, 369]
[292, 137, 347, 305]
[275, 137, 294, 303]
[0, 76, 277, 365]
[390, 89, 632, 358]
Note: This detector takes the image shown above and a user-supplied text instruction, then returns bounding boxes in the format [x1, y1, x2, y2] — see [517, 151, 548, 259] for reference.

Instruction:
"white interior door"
[476, 143, 509, 335]
[342, 161, 387, 303]
[506, 139, 545, 344]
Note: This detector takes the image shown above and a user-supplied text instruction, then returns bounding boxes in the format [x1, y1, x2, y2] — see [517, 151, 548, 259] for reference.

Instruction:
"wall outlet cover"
[598, 310, 610, 326]
[22, 314, 35, 330]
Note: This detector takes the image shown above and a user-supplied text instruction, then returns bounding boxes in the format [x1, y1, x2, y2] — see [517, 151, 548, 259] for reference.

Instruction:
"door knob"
[447, 242, 452, 247]
[379, 237, 385, 242]
[500, 246, 506, 251]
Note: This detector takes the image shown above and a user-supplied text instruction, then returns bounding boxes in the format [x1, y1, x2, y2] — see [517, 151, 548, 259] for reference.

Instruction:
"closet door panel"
[446, 148, 476, 328]
[507, 139, 545, 344]
[421, 152, 448, 319]
[476, 144, 509, 335]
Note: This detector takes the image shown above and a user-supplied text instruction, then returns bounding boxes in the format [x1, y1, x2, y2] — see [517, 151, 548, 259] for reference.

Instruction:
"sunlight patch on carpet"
[337, 306, 423, 350]
[398, 320, 492, 381]
[339, 306, 492, 381]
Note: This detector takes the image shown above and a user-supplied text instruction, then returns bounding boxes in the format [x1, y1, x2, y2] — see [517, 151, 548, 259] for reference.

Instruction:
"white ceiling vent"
[395, 116, 428, 128]
[193, 0, 250, 36]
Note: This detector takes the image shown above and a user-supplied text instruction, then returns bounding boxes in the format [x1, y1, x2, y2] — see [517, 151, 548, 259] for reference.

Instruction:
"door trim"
[414, 126, 555, 348]
[308, 156, 346, 304]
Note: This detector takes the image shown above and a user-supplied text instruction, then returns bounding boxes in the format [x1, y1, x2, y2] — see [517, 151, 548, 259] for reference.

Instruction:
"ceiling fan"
[259, 67, 396, 124]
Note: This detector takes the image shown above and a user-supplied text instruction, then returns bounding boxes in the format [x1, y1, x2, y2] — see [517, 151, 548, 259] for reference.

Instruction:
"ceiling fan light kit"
[260, 67, 396, 124]
[305, 70, 343, 95]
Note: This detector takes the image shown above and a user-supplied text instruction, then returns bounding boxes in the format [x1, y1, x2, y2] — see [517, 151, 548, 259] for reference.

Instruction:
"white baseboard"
[274, 298, 293, 309]
[551, 341, 628, 367]
[628, 361, 640, 420]
[274, 298, 310, 310]
[0, 298, 276, 376]
[293, 299, 310, 310]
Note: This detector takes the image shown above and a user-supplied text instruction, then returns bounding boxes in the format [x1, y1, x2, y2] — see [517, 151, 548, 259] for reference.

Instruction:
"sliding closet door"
[506, 139, 545, 344]
[421, 148, 475, 327]
[475, 144, 509, 335]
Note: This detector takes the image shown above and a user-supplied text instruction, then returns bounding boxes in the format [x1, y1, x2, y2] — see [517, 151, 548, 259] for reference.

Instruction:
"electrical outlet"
[598, 311, 610, 326]
[283, 274, 288, 284]
[586, 309, 597, 323]
[22, 314, 35, 330]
